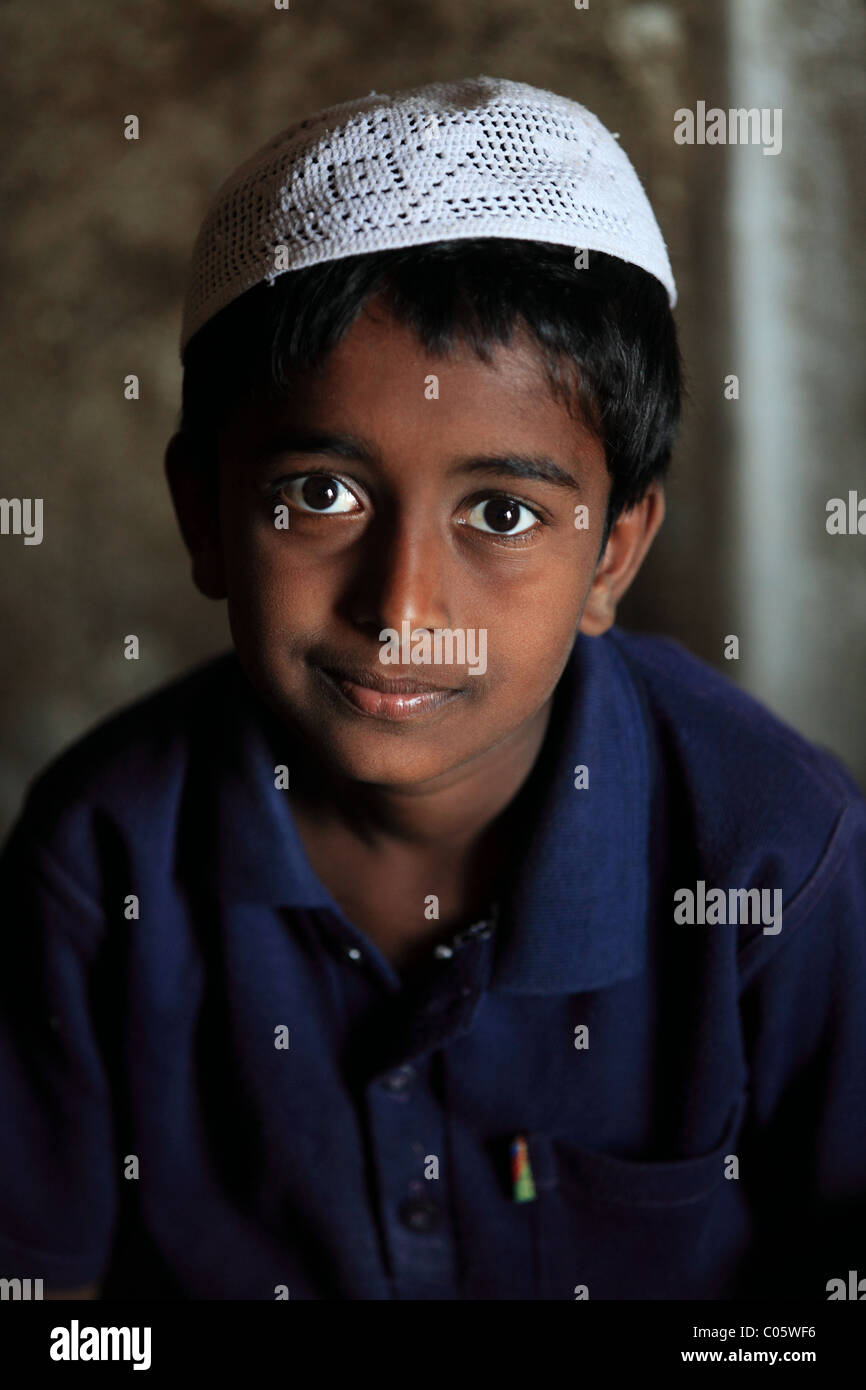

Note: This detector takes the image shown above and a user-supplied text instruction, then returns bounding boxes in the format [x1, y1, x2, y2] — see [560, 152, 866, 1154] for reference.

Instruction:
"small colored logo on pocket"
[510, 1134, 537, 1202]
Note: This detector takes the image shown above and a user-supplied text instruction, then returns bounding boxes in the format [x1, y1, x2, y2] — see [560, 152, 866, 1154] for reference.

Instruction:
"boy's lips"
[315, 662, 466, 721]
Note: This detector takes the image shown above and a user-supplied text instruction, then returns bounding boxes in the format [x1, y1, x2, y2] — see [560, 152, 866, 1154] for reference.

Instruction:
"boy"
[1, 76, 864, 1301]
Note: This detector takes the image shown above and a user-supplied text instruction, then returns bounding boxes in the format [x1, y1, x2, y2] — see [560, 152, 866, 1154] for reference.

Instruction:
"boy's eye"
[279, 473, 361, 514]
[464, 496, 539, 536]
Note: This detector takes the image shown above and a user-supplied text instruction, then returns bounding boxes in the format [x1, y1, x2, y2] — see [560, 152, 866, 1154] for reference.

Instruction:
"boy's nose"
[350, 516, 453, 637]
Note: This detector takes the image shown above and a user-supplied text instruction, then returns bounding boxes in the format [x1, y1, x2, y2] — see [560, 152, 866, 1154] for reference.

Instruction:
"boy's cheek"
[221, 530, 314, 606]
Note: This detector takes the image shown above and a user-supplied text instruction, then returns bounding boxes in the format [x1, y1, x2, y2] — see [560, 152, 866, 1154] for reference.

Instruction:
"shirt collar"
[488, 628, 651, 994]
[207, 628, 651, 995]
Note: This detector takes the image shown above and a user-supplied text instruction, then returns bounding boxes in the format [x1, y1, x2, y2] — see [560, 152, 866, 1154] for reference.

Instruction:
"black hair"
[179, 238, 681, 534]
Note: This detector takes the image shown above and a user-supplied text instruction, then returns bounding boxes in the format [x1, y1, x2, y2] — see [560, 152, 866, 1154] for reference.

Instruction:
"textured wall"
[1, 0, 863, 834]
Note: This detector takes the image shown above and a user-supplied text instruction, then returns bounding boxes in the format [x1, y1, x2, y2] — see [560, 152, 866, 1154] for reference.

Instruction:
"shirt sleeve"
[735, 796, 866, 1298]
[0, 801, 119, 1290]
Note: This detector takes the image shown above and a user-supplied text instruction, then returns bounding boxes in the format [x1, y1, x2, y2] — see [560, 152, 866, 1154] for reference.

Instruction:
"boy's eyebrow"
[260, 428, 582, 492]
[259, 428, 379, 467]
[452, 454, 582, 493]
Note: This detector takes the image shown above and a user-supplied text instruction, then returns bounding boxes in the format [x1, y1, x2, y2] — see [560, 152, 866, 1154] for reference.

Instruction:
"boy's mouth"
[315, 662, 467, 721]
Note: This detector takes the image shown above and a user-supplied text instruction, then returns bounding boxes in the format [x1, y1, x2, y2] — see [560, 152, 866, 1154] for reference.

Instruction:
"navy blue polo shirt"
[1, 627, 864, 1300]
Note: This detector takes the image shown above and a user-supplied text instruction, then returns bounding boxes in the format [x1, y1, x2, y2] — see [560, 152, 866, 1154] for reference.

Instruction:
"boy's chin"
[307, 728, 472, 789]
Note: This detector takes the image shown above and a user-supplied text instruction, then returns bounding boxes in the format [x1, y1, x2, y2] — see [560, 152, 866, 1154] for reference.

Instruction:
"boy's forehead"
[307, 296, 559, 399]
[222, 303, 592, 460]
[217, 313, 605, 497]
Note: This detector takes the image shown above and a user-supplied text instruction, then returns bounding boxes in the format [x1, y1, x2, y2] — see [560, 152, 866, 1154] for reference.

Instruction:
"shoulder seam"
[736, 801, 862, 989]
[31, 838, 106, 936]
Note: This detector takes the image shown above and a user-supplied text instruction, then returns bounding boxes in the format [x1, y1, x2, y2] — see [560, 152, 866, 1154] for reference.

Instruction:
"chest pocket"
[526, 1090, 751, 1300]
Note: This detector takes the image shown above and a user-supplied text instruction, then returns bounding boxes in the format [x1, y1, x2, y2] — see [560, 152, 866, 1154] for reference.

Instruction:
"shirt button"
[344, 945, 363, 962]
[398, 1197, 439, 1232]
[433, 944, 454, 960]
[381, 1064, 415, 1094]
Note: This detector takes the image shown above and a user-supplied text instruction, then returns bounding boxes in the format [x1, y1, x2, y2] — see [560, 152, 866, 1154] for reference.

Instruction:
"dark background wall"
[1, 0, 863, 834]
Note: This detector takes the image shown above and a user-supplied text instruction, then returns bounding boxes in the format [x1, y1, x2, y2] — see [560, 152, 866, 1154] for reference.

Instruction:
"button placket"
[361, 914, 497, 1297]
[366, 1053, 457, 1299]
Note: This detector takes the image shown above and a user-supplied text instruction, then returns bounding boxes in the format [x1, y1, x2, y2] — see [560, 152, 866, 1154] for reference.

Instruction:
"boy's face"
[168, 293, 663, 790]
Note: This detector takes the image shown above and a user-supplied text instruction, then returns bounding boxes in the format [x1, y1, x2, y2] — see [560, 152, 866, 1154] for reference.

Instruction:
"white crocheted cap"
[180, 74, 677, 354]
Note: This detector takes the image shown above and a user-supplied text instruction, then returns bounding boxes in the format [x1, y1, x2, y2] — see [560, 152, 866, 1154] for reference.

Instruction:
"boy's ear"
[164, 432, 227, 601]
[579, 483, 665, 636]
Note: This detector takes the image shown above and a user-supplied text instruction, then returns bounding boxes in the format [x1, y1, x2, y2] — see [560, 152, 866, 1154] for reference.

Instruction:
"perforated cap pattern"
[180, 75, 677, 354]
